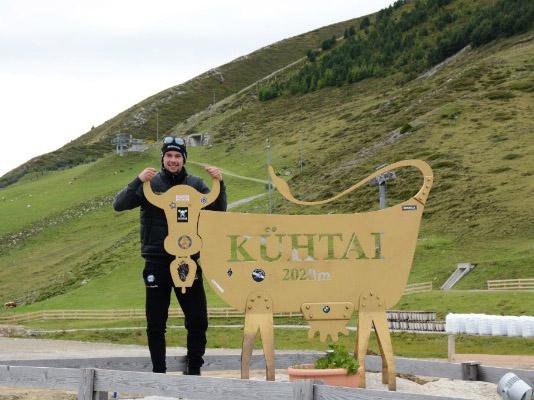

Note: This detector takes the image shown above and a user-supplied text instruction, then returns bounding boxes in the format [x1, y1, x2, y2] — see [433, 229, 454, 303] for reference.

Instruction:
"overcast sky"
[0, 0, 394, 177]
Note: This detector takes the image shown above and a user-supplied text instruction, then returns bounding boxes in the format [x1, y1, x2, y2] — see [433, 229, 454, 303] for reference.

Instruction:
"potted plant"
[287, 344, 360, 388]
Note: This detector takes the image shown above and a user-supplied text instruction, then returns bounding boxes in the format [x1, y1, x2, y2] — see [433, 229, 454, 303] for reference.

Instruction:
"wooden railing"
[0, 308, 445, 333]
[1, 308, 437, 323]
[4, 354, 534, 400]
[487, 278, 534, 290]
[403, 282, 433, 294]
[0, 308, 301, 323]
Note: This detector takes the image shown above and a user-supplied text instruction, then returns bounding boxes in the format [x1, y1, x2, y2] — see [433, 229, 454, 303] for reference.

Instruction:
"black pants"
[143, 260, 208, 373]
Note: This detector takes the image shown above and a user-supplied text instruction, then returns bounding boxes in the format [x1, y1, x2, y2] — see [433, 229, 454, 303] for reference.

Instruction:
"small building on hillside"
[186, 132, 211, 147]
[111, 134, 148, 155]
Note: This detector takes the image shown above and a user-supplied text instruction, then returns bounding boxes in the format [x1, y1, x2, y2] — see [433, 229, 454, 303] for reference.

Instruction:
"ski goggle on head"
[163, 136, 185, 146]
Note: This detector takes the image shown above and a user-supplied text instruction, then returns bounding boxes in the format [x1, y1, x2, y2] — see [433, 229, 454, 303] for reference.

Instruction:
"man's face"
[163, 150, 184, 174]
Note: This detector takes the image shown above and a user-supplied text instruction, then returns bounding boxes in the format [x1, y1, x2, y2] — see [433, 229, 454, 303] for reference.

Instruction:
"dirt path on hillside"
[227, 193, 267, 209]
[188, 161, 269, 184]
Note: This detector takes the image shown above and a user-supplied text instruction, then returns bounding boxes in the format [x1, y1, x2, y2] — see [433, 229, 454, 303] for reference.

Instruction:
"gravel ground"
[0, 338, 501, 400]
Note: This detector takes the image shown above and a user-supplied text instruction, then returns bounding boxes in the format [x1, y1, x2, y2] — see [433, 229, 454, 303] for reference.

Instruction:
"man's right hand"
[138, 167, 157, 182]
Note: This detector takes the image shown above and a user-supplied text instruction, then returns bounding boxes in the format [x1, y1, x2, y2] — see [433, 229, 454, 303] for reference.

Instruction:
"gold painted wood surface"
[199, 160, 433, 314]
[143, 179, 220, 292]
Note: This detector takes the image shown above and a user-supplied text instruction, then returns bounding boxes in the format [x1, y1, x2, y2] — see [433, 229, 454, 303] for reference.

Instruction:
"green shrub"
[503, 153, 522, 160]
[315, 344, 359, 374]
[487, 90, 515, 100]
[321, 36, 337, 51]
[400, 123, 413, 134]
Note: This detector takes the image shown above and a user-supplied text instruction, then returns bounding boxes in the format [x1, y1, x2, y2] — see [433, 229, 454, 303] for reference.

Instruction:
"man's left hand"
[205, 166, 223, 181]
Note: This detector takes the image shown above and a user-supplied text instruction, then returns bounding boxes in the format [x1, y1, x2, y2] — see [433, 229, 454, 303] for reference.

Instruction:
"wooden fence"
[403, 282, 433, 294]
[1, 308, 440, 324]
[0, 307, 445, 332]
[3, 354, 534, 400]
[487, 278, 534, 290]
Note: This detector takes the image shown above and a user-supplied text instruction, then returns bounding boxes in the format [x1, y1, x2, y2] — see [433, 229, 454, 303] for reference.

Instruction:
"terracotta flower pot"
[287, 364, 360, 388]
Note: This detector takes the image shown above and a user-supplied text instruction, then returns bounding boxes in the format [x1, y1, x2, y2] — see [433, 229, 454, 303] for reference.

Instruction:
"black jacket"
[113, 167, 227, 263]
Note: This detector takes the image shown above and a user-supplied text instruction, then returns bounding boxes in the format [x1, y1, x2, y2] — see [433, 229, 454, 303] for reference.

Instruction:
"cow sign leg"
[241, 292, 275, 381]
[241, 313, 257, 380]
[374, 321, 388, 385]
[259, 308, 275, 381]
[355, 311, 373, 388]
[373, 312, 396, 391]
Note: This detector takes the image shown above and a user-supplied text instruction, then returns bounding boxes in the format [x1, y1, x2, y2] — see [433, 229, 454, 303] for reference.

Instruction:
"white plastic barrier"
[445, 313, 534, 337]
[520, 316, 534, 338]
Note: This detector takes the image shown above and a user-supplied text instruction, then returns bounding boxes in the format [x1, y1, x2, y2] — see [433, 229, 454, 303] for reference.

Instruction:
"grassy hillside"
[0, 0, 533, 323]
[176, 28, 534, 290]
[0, 147, 266, 305]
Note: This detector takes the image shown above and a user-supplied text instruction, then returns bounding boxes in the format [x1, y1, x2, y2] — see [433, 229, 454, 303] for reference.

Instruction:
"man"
[113, 136, 226, 375]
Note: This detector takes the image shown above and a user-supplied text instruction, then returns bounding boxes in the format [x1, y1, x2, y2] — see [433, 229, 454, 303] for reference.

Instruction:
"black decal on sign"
[178, 262, 189, 282]
[177, 207, 189, 222]
[402, 205, 417, 211]
[252, 268, 265, 282]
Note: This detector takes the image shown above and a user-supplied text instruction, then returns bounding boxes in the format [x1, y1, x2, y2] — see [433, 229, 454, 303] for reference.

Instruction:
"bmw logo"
[147, 274, 155, 283]
[323, 305, 331, 314]
[252, 268, 265, 282]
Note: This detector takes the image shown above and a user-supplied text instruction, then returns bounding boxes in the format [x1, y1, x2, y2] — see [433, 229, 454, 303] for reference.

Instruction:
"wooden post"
[78, 368, 107, 400]
[78, 368, 95, 400]
[448, 335, 455, 362]
[292, 379, 314, 400]
[461, 362, 479, 381]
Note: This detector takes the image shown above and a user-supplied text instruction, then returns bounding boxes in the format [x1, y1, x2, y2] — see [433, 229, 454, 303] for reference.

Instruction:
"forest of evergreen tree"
[259, 0, 534, 101]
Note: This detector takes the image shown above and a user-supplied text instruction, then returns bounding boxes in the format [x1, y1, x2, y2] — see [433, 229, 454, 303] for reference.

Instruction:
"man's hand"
[205, 166, 223, 181]
[138, 167, 157, 182]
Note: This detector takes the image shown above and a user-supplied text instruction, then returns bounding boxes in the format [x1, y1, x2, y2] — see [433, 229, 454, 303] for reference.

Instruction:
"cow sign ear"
[143, 181, 165, 208]
[201, 178, 220, 207]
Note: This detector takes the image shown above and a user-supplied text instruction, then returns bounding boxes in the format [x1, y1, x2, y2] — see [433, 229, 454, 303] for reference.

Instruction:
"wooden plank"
[94, 391, 108, 400]
[78, 368, 94, 400]
[0, 365, 80, 390]
[2, 357, 156, 372]
[1, 353, 322, 373]
[364, 356, 464, 380]
[448, 335, 455, 362]
[315, 384, 464, 400]
[92, 368, 295, 400]
[292, 379, 314, 400]
[2, 355, 463, 380]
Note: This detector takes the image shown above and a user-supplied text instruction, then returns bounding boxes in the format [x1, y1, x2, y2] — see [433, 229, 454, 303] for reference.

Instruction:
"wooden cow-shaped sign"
[144, 159, 433, 390]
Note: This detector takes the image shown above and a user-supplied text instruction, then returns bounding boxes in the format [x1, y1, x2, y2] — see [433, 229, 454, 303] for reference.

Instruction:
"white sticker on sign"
[176, 195, 190, 202]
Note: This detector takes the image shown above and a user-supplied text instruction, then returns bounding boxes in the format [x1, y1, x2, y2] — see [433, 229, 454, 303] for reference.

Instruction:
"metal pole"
[299, 129, 303, 173]
[267, 138, 272, 214]
[379, 181, 387, 209]
[156, 112, 159, 142]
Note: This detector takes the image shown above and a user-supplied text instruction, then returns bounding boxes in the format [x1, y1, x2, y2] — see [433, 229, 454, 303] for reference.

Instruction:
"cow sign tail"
[269, 159, 433, 206]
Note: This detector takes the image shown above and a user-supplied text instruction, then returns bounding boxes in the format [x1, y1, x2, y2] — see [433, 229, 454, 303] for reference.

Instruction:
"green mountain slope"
[0, 0, 533, 315]
[169, 28, 534, 290]
[0, 146, 266, 304]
